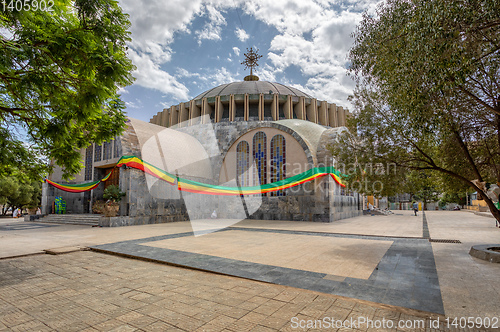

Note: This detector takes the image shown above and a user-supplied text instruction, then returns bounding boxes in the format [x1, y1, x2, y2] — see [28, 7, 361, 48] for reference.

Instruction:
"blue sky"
[117, 0, 379, 122]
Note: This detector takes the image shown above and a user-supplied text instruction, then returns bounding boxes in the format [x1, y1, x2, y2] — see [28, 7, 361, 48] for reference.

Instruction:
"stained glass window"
[103, 141, 112, 160]
[270, 135, 286, 196]
[94, 144, 102, 162]
[236, 141, 249, 188]
[252, 132, 267, 194]
[84, 145, 93, 181]
[113, 137, 121, 158]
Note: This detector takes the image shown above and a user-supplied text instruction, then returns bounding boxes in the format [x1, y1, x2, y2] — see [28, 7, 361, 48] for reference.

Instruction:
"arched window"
[253, 132, 267, 190]
[270, 135, 286, 196]
[236, 141, 249, 187]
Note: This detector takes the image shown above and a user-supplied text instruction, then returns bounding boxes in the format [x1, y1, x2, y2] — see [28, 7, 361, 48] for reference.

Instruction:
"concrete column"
[244, 94, 249, 121]
[294, 97, 305, 119]
[161, 109, 169, 127]
[284, 96, 292, 119]
[319, 101, 329, 126]
[201, 98, 212, 124]
[229, 95, 235, 121]
[271, 94, 278, 120]
[306, 98, 318, 123]
[41, 182, 49, 214]
[189, 100, 200, 126]
[215, 96, 223, 122]
[337, 106, 345, 126]
[156, 112, 162, 126]
[259, 93, 264, 121]
[179, 103, 188, 126]
[151, 115, 157, 124]
[328, 103, 338, 127]
[169, 105, 177, 127]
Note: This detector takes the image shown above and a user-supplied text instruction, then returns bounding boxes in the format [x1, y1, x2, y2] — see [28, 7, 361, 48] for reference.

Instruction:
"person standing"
[412, 201, 418, 216]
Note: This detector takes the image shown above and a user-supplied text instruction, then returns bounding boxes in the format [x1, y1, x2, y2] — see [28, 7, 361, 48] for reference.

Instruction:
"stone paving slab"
[0, 251, 453, 332]
[2, 209, 500, 321]
[91, 226, 445, 315]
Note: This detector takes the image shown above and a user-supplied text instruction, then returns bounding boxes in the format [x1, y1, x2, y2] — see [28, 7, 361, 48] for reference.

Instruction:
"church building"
[42, 50, 361, 226]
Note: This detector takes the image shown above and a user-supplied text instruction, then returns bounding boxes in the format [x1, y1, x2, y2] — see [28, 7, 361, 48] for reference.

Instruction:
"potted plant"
[102, 185, 125, 217]
[92, 200, 106, 214]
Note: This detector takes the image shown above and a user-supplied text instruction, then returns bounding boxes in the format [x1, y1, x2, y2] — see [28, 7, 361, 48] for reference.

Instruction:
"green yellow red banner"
[46, 155, 345, 195]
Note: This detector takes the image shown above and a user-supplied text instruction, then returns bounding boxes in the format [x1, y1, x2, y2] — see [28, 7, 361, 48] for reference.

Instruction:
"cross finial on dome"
[241, 47, 262, 81]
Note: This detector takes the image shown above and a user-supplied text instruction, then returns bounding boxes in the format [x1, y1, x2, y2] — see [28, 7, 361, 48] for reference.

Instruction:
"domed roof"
[194, 81, 312, 100]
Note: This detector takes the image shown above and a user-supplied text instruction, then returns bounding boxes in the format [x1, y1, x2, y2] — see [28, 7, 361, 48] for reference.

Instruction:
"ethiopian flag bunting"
[46, 155, 345, 195]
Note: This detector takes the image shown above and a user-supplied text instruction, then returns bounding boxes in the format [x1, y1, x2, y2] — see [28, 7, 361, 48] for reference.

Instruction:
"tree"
[1, 0, 134, 179]
[405, 171, 440, 210]
[0, 175, 40, 214]
[333, 0, 500, 224]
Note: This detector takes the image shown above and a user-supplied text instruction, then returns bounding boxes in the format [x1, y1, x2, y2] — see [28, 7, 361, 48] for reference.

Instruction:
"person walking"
[412, 201, 418, 216]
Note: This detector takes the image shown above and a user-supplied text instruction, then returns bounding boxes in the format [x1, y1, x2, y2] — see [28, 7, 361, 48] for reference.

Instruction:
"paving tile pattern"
[92, 227, 444, 314]
[0, 252, 453, 332]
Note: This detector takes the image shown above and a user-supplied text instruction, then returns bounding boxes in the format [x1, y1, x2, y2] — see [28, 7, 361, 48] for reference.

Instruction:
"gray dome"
[194, 81, 312, 100]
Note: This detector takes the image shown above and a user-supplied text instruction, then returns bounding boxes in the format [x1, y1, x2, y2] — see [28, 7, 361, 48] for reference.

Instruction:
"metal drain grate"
[429, 239, 461, 244]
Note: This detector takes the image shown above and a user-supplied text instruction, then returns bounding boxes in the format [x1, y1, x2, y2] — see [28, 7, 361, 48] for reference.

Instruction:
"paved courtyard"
[0, 210, 499, 331]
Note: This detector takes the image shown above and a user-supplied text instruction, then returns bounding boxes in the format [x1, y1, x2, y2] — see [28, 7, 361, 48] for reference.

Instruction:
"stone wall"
[42, 118, 360, 224]
[42, 182, 88, 214]
[112, 119, 360, 225]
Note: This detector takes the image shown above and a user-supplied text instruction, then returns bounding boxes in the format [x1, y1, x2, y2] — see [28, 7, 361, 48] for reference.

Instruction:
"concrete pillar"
[189, 100, 200, 126]
[201, 98, 212, 124]
[328, 103, 338, 127]
[179, 103, 188, 126]
[215, 96, 223, 122]
[161, 109, 169, 127]
[294, 97, 305, 119]
[306, 98, 318, 123]
[244, 94, 249, 121]
[169, 105, 177, 127]
[319, 101, 329, 126]
[259, 93, 264, 121]
[156, 112, 162, 126]
[284, 96, 292, 119]
[337, 106, 345, 126]
[151, 115, 157, 124]
[229, 95, 235, 121]
[271, 94, 279, 120]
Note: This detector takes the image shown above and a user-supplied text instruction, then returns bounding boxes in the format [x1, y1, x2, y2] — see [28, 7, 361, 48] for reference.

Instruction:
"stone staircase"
[36, 214, 102, 226]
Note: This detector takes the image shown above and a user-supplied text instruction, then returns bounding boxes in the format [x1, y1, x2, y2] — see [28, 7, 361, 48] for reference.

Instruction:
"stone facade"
[43, 81, 361, 225]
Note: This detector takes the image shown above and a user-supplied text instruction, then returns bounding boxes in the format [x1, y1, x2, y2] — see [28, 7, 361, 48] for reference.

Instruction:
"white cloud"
[119, 0, 202, 51]
[195, 4, 227, 44]
[125, 99, 142, 109]
[206, 67, 238, 87]
[117, 87, 129, 95]
[235, 27, 249, 42]
[256, 64, 277, 82]
[238, 1, 371, 106]
[117, 0, 377, 109]
[128, 50, 189, 101]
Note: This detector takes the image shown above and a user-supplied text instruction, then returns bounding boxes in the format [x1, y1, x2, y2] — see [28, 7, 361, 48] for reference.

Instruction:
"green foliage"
[440, 192, 467, 206]
[0, 175, 41, 213]
[405, 171, 440, 206]
[0, 0, 135, 179]
[333, 0, 500, 221]
[103, 184, 125, 203]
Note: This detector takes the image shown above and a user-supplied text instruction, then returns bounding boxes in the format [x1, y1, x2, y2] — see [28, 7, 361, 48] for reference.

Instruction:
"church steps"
[36, 214, 101, 226]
